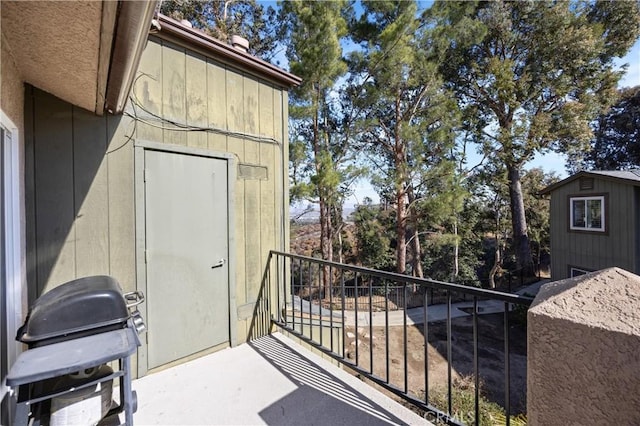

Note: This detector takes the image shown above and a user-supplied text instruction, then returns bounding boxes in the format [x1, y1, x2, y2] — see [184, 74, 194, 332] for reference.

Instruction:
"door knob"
[212, 258, 226, 269]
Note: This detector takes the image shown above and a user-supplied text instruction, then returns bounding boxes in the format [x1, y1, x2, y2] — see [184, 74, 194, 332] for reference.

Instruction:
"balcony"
[106, 251, 534, 425]
[125, 332, 428, 425]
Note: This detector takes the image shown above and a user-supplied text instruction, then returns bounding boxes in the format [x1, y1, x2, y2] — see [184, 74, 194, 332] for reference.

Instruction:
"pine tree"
[428, 0, 640, 272]
[349, 0, 459, 275]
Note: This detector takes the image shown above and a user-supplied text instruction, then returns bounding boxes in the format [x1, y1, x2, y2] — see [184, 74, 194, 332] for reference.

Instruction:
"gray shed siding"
[549, 177, 637, 280]
[24, 37, 290, 374]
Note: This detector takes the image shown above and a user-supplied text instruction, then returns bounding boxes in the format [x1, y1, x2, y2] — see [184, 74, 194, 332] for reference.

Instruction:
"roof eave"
[156, 14, 301, 89]
[540, 170, 640, 195]
[105, 1, 159, 114]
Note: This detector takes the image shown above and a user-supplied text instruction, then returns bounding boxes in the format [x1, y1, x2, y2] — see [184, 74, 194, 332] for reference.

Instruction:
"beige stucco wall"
[1, 1, 102, 113]
[527, 268, 640, 425]
[1, 21, 24, 134]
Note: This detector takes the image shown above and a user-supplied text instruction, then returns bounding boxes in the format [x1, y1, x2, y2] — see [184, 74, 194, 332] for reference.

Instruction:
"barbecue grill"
[7, 275, 145, 426]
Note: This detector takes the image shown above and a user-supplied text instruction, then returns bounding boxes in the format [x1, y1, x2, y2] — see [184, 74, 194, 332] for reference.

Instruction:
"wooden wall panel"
[162, 42, 187, 145]
[24, 86, 38, 303]
[73, 107, 109, 278]
[206, 60, 227, 151]
[185, 51, 208, 149]
[134, 39, 163, 143]
[107, 115, 136, 292]
[26, 37, 290, 352]
[226, 69, 245, 132]
[33, 91, 76, 294]
[259, 83, 275, 139]
[227, 135, 246, 305]
[550, 177, 639, 280]
[244, 78, 259, 136]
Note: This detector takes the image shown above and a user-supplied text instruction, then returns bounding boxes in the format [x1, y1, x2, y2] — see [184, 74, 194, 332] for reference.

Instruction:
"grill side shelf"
[6, 328, 139, 386]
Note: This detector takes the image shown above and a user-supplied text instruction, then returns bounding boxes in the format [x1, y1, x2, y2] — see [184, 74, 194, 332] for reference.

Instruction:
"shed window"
[570, 196, 605, 232]
[570, 267, 591, 278]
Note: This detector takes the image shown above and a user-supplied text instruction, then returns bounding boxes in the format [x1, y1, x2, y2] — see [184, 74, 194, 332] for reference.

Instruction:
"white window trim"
[569, 195, 605, 232]
[1, 110, 23, 409]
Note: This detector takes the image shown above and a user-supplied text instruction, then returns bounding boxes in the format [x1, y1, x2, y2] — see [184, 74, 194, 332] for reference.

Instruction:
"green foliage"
[521, 168, 559, 269]
[427, 0, 640, 269]
[353, 202, 395, 270]
[348, 0, 461, 273]
[160, 0, 278, 60]
[575, 86, 640, 171]
[279, 1, 363, 264]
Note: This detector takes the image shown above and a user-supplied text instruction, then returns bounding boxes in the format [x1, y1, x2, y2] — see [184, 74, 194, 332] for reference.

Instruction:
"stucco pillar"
[527, 267, 640, 425]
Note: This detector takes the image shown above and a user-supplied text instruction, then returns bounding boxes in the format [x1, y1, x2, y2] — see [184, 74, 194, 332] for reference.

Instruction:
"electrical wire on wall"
[106, 72, 283, 156]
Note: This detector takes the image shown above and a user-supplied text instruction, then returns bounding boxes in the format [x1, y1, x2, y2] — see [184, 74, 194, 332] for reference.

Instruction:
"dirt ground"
[344, 312, 528, 415]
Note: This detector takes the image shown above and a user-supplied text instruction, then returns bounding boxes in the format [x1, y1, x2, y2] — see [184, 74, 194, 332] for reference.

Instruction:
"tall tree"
[578, 86, 640, 171]
[428, 0, 640, 272]
[160, 0, 278, 60]
[280, 0, 356, 295]
[350, 0, 458, 274]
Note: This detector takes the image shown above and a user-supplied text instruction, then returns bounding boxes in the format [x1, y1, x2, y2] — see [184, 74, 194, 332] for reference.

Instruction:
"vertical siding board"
[244, 164, 261, 301]
[107, 115, 136, 293]
[33, 91, 75, 293]
[227, 136, 246, 307]
[134, 39, 163, 143]
[282, 90, 290, 252]
[161, 42, 187, 145]
[226, 69, 244, 133]
[24, 85, 38, 303]
[260, 144, 276, 265]
[243, 77, 261, 301]
[244, 77, 259, 136]
[259, 86, 276, 260]
[207, 60, 227, 151]
[273, 89, 284, 252]
[259, 82, 275, 139]
[73, 107, 109, 277]
[226, 69, 247, 308]
[185, 51, 208, 149]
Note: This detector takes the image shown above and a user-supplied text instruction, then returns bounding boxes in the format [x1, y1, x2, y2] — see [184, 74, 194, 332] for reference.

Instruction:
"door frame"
[134, 140, 237, 377]
[1, 110, 24, 424]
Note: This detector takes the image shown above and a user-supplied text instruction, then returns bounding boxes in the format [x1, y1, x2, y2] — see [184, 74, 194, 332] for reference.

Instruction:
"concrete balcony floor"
[126, 332, 430, 425]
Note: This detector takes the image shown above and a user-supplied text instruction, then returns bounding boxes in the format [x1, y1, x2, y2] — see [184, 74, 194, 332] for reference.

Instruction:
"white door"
[144, 149, 230, 369]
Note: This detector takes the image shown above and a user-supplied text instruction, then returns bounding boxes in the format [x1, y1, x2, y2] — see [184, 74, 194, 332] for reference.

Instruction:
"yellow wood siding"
[24, 37, 291, 373]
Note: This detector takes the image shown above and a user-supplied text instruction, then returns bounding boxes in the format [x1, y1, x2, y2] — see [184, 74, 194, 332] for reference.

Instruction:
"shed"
[20, 13, 300, 377]
[540, 170, 640, 280]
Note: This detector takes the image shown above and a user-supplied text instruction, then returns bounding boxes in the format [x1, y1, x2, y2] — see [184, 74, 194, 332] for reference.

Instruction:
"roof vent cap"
[231, 35, 249, 53]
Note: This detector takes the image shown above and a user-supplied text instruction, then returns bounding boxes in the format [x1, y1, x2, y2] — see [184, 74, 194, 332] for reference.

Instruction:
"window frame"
[1, 110, 23, 423]
[568, 194, 607, 233]
[569, 266, 592, 278]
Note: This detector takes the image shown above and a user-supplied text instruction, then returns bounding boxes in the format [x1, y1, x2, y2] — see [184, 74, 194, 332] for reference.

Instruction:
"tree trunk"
[507, 164, 533, 274]
[488, 238, 501, 289]
[394, 93, 407, 274]
[452, 219, 459, 281]
[396, 190, 407, 274]
[312, 88, 332, 298]
[407, 188, 423, 278]
[488, 208, 501, 289]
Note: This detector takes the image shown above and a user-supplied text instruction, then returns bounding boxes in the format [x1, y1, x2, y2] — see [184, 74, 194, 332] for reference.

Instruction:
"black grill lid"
[17, 275, 129, 344]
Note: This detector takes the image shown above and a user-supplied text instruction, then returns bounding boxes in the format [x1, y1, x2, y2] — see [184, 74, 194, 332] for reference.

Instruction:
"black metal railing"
[256, 250, 535, 426]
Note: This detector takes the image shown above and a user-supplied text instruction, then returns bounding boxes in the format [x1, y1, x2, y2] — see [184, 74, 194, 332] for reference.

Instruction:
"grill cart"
[6, 276, 145, 426]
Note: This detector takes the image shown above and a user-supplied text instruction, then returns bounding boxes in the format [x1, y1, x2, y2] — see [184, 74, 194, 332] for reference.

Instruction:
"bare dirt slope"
[345, 312, 527, 415]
